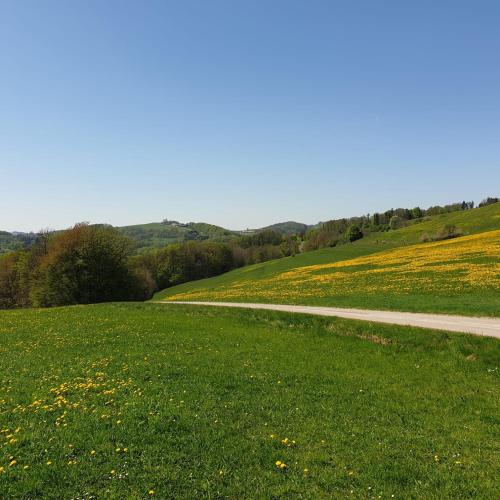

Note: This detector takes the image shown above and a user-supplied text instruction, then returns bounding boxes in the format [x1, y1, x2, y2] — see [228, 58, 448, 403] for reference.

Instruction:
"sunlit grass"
[1, 303, 499, 497]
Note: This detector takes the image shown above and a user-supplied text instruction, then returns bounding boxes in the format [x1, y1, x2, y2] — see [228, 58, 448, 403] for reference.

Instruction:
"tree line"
[303, 199, 480, 251]
[0, 223, 300, 309]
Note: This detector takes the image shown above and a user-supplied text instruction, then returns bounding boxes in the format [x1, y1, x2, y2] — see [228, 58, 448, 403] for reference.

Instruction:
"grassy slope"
[155, 203, 500, 316]
[0, 303, 498, 498]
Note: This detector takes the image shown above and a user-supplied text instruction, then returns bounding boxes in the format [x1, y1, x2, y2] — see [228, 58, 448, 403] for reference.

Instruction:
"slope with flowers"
[156, 203, 500, 316]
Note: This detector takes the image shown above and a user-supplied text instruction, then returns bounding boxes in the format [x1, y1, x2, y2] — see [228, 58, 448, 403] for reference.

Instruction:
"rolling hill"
[258, 221, 310, 235]
[0, 220, 310, 254]
[117, 221, 240, 252]
[155, 202, 500, 316]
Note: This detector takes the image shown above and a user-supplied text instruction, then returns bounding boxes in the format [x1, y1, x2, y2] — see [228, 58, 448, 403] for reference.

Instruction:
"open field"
[0, 303, 499, 498]
[156, 226, 500, 317]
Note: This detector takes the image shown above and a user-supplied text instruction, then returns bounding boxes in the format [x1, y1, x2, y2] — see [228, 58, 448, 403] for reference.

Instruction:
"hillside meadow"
[0, 303, 499, 498]
[158, 230, 500, 316]
[156, 204, 500, 317]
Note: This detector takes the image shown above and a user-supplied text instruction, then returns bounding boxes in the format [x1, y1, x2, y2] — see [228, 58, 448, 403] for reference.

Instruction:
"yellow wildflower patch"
[166, 230, 500, 302]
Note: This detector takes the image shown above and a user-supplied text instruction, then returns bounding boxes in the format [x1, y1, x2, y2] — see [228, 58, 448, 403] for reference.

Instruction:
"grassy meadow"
[0, 303, 499, 498]
[156, 204, 500, 317]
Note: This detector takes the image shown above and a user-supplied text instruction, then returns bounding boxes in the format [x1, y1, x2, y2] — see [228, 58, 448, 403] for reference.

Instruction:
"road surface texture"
[162, 301, 500, 339]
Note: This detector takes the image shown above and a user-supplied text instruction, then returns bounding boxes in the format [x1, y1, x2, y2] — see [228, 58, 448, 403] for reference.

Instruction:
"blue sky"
[1, 0, 499, 232]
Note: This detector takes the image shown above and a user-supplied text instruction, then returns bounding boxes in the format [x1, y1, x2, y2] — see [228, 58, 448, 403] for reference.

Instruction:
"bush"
[345, 225, 363, 242]
[420, 225, 463, 243]
[389, 215, 404, 230]
[434, 224, 463, 241]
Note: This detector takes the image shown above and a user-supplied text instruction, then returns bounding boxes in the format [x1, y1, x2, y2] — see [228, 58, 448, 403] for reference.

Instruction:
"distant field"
[156, 204, 500, 316]
[0, 303, 498, 498]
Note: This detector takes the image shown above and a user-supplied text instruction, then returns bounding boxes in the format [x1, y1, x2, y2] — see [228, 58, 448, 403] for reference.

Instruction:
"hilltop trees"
[479, 197, 498, 207]
[302, 199, 482, 251]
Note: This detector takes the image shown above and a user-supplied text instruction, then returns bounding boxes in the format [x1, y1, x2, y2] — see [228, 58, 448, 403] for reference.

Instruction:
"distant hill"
[118, 221, 240, 252]
[0, 219, 308, 254]
[2, 197, 497, 254]
[0, 231, 38, 255]
[0, 221, 242, 255]
[258, 221, 309, 235]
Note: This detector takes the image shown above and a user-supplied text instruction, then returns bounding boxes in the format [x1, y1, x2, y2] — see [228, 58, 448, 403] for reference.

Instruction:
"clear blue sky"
[1, 0, 499, 232]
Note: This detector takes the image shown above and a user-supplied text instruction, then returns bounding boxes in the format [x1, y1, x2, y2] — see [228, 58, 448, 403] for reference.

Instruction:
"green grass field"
[156, 204, 500, 316]
[1, 303, 499, 498]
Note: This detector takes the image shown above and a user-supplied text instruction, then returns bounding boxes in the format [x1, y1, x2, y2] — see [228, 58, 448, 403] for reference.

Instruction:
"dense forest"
[0, 197, 497, 309]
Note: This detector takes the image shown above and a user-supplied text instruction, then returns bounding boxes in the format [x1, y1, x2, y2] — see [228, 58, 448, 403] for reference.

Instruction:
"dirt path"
[162, 301, 500, 339]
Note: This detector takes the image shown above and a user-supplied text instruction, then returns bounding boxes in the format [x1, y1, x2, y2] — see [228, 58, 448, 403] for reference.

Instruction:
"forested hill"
[0, 219, 310, 255]
[117, 221, 240, 252]
[2, 197, 498, 255]
[258, 221, 310, 235]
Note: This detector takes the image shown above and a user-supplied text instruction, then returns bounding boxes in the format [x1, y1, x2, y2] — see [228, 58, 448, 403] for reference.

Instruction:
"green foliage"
[303, 198, 483, 252]
[238, 230, 283, 248]
[0, 252, 20, 308]
[0, 231, 38, 255]
[421, 224, 463, 242]
[259, 221, 309, 235]
[345, 224, 363, 242]
[0, 224, 150, 309]
[389, 215, 404, 230]
[30, 224, 144, 307]
[147, 241, 234, 289]
[0, 304, 498, 497]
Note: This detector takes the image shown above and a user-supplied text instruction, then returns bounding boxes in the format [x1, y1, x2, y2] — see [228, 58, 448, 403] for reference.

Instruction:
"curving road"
[162, 301, 500, 339]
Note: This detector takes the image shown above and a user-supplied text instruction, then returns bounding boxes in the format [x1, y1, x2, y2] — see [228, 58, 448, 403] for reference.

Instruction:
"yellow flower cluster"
[166, 230, 500, 301]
